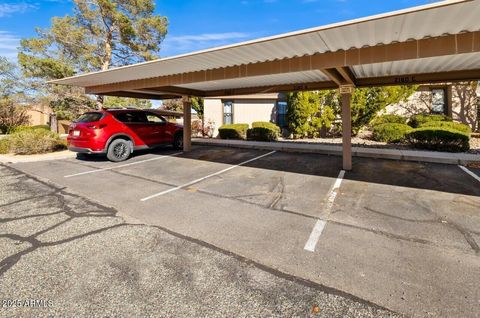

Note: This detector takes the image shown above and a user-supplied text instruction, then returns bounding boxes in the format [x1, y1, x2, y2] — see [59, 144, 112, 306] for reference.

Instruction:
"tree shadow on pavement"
[0, 166, 126, 277]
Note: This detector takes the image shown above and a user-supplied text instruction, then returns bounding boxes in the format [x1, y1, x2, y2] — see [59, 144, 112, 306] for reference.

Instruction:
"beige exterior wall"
[204, 95, 279, 137]
[203, 99, 223, 136]
[26, 104, 52, 126]
[384, 83, 479, 131]
[232, 99, 276, 125]
[451, 84, 479, 131]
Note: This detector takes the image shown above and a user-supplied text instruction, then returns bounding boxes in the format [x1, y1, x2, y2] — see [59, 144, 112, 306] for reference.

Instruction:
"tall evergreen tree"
[286, 86, 417, 138]
[18, 0, 168, 110]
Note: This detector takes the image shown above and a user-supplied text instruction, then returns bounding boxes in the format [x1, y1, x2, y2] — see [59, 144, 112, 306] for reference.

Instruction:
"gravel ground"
[470, 137, 480, 154]
[278, 136, 480, 154]
[0, 164, 401, 318]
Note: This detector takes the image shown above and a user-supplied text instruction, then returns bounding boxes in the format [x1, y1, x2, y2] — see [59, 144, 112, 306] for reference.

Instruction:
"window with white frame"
[223, 101, 233, 124]
[276, 101, 288, 128]
[431, 88, 447, 114]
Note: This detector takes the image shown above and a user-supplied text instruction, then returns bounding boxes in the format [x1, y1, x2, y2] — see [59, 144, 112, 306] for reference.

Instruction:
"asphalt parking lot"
[2, 145, 480, 317]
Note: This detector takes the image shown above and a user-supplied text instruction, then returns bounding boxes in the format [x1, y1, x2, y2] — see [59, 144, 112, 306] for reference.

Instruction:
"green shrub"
[419, 121, 471, 135]
[247, 127, 278, 142]
[408, 114, 451, 128]
[218, 124, 249, 140]
[371, 114, 407, 126]
[8, 125, 51, 134]
[405, 128, 470, 152]
[251, 121, 281, 134]
[32, 124, 51, 131]
[372, 123, 413, 143]
[8, 129, 66, 155]
[0, 138, 9, 154]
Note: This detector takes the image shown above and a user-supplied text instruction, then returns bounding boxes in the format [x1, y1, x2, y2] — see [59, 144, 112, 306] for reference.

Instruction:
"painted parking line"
[304, 170, 345, 252]
[458, 165, 480, 183]
[141, 151, 277, 202]
[64, 152, 183, 178]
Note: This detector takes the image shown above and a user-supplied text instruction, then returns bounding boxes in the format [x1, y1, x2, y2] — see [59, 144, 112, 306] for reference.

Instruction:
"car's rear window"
[75, 112, 104, 123]
[114, 112, 148, 123]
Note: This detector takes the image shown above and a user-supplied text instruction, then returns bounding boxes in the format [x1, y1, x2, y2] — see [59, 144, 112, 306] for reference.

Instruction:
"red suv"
[67, 109, 183, 162]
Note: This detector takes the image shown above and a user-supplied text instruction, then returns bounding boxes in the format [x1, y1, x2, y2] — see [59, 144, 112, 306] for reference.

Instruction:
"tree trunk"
[102, 40, 112, 71]
[96, 33, 112, 110]
[320, 124, 327, 138]
[96, 95, 104, 110]
[49, 113, 58, 133]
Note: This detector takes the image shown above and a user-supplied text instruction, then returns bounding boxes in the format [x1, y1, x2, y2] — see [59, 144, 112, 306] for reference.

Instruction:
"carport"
[50, 0, 480, 170]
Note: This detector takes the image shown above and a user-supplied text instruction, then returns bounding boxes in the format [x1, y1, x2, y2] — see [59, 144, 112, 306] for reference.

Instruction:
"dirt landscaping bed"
[278, 135, 480, 154]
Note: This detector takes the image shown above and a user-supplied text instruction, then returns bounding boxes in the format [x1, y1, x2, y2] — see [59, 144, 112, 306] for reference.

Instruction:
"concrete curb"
[192, 138, 480, 166]
[0, 151, 76, 164]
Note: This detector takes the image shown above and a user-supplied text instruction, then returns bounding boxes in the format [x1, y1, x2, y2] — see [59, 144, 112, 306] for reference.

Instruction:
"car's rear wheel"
[107, 139, 132, 162]
[173, 132, 183, 150]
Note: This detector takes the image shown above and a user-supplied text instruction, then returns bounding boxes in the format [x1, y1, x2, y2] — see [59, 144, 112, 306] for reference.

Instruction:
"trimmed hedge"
[371, 114, 407, 126]
[5, 129, 66, 155]
[32, 124, 51, 131]
[409, 114, 451, 128]
[405, 128, 470, 152]
[372, 123, 413, 143]
[8, 125, 51, 134]
[218, 124, 249, 140]
[247, 127, 278, 142]
[251, 121, 281, 134]
[419, 121, 472, 135]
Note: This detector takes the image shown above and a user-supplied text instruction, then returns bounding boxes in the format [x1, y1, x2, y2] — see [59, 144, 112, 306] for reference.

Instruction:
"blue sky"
[0, 0, 439, 62]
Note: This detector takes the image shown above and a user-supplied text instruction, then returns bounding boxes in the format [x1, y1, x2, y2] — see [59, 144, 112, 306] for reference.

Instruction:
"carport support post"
[340, 85, 354, 171]
[182, 96, 192, 152]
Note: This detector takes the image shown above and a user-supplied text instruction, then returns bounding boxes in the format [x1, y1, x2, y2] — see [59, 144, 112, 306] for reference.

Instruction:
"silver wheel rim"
[113, 143, 128, 159]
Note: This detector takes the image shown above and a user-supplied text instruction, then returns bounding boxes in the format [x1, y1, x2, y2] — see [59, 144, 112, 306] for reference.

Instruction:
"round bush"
[405, 128, 470, 152]
[372, 123, 413, 143]
[218, 124, 249, 140]
[408, 114, 451, 128]
[7, 129, 66, 155]
[247, 127, 278, 142]
[371, 114, 407, 126]
[419, 121, 471, 135]
[251, 121, 280, 134]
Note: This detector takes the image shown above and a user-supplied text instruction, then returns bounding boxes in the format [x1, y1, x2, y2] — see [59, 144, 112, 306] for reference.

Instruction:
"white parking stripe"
[141, 151, 276, 202]
[304, 170, 345, 252]
[64, 152, 183, 178]
[303, 220, 327, 252]
[459, 165, 480, 183]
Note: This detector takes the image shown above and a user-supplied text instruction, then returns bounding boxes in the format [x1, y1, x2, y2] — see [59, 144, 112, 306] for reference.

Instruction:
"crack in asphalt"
[268, 176, 286, 209]
[363, 206, 480, 255]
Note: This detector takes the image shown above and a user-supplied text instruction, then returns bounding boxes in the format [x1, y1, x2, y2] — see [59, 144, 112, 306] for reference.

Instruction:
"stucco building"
[204, 94, 287, 137]
[203, 83, 479, 137]
[382, 82, 479, 131]
[26, 104, 52, 126]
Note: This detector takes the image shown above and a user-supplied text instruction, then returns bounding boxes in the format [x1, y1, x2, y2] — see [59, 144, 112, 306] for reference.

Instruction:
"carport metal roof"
[50, 0, 480, 99]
